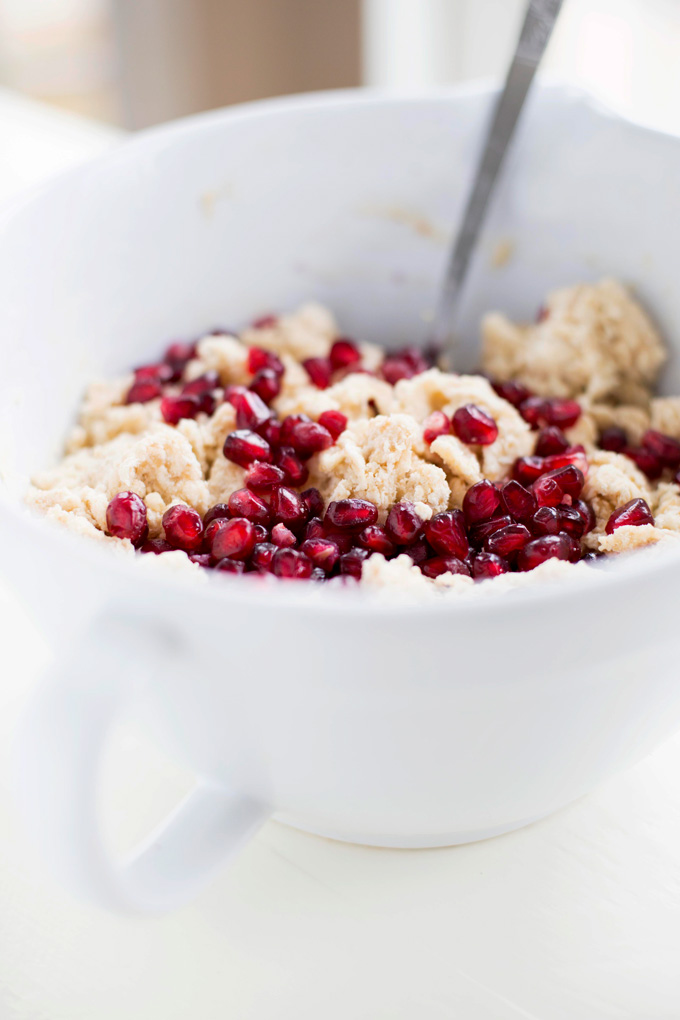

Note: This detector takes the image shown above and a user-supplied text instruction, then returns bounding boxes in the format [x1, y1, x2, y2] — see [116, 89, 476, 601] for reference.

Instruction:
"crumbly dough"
[26, 285, 680, 593]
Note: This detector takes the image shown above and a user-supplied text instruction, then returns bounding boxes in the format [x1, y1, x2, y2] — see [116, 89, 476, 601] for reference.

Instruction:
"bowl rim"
[3, 79, 680, 622]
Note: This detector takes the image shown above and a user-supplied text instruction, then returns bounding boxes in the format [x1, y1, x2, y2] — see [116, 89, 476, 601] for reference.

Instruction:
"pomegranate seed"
[564, 535, 583, 561]
[251, 315, 277, 329]
[325, 498, 378, 530]
[318, 410, 347, 441]
[227, 388, 271, 430]
[519, 397, 548, 428]
[311, 567, 327, 582]
[423, 510, 468, 559]
[535, 427, 569, 457]
[214, 557, 246, 574]
[381, 356, 415, 385]
[605, 497, 654, 534]
[140, 538, 173, 554]
[642, 429, 680, 467]
[164, 340, 196, 368]
[271, 523, 297, 547]
[182, 371, 220, 396]
[521, 397, 581, 429]
[223, 429, 272, 467]
[162, 504, 204, 552]
[161, 394, 200, 425]
[472, 551, 509, 579]
[485, 523, 531, 557]
[301, 488, 324, 517]
[469, 515, 513, 547]
[252, 524, 268, 543]
[339, 547, 370, 579]
[245, 461, 285, 493]
[300, 537, 340, 572]
[358, 524, 395, 556]
[223, 383, 248, 403]
[543, 446, 589, 478]
[228, 487, 270, 524]
[463, 480, 501, 524]
[251, 542, 276, 571]
[513, 456, 545, 485]
[544, 464, 585, 499]
[599, 426, 627, 453]
[202, 503, 231, 528]
[532, 475, 563, 507]
[582, 550, 604, 564]
[403, 537, 431, 564]
[272, 547, 313, 579]
[198, 393, 216, 415]
[452, 404, 498, 445]
[126, 380, 162, 404]
[106, 492, 148, 545]
[500, 479, 537, 522]
[492, 380, 531, 407]
[270, 486, 309, 529]
[321, 527, 354, 553]
[531, 506, 561, 536]
[305, 517, 325, 540]
[250, 368, 281, 404]
[420, 556, 471, 579]
[275, 446, 309, 486]
[258, 417, 282, 447]
[280, 415, 333, 455]
[329, 338, 361, 370]
[624, 446, 663, 480]
[423, 411, 450, 444]
[303, 357, 333, 389]
[398, 346, 429, 375]
[134, 363, 173, 384]
[188, 553, 212, 568]
[557, 505, 586, 538]
[247, 346, 284, 376]
[573, 498, 596, 534]
[517, 534, 573, 571]
[209, 517, 256, 559]
[385, 501, 423, 545]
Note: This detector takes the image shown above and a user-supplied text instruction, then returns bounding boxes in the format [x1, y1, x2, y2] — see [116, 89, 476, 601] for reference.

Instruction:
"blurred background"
[0, 0, 678, 133]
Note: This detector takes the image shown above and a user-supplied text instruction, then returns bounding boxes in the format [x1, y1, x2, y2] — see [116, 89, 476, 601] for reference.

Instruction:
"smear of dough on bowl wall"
[25, 279, 680, 600]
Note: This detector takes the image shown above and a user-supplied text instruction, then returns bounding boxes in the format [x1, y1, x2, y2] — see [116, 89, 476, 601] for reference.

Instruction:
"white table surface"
[1, 87, 679, 1020]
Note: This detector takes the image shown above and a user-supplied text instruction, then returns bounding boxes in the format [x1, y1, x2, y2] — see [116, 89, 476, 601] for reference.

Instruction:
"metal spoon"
[430, 0, 565, 367]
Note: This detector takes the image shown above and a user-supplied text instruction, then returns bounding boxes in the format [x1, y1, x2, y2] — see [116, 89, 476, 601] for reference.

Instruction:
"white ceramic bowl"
[3, 83, 680, 912]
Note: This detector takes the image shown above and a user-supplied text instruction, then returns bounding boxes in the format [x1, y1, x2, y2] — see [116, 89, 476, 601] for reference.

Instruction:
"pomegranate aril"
[532, 474, 563, 507]
[358, 524, 395, 556]
[557, 504, 586, 538]
[189, 553, 212, 568]
[339, 547, 370, 579]
[228, 487, 270, 524]
[472, 551, 509, 579]
[485, 523, 531, 557]
[544, 464, 585, 499]
[272, 547, 313, 579]
[140, 538, 173, 554]
[301, 487, 324, 518]
[214, 557, 246, 574]
[321, 527, 353, 554]
[252, 524, 268, 543]
[106, 491, 148, 546]
[197, 393, 216, 415]
[245, 461, 285, 494]
[202, 503, 231, 528]
[403, 537, 431, 565]
[270, 486, 309, 529]
[423, 411, 450, 444]
[642, 428, 680, 467]
[318, 410, 347, 441]
[305, 517, 325, 540]
[513, 456, 545, 485]
[385, 501, 423, 545]
[280, 415, 333, 455]
[325, 498, 379, 531]
[303, 357, 333, 389]
[605, 497, 654, 534]
[423, 510, 468, 559]
[564, 535, 583, 562]
[275, 446, 309, 486]
[247, 346, 284, 376]
[463, 479, 501, 524]
[223, 429, 272, 467]
[469, 515, 513, 547]
[530, 506, 561, 536]
[520, 396, 549, 428]
[162, 504, 204, 552]
[271, 522, 297, 547]
[209, 516, 256, 560]
[521, 396, 581, 429]
[164, 340, 196, 368]
[452, 404, 499, 445]
[381, 356, 415, 385]
[311, 567, 327, 582]
[251, 541, 276, 572]
[126, 380, 162, 405]
[573, 498, 596, 534]
[258, 417, 282, 447]
[300, 537, 340, 572]
[251, 314, 278, 329]
[161, 394, 200, 425]
[492, 380, 531, 407]
[134, 363, 173, 384]
[398, 346, 429, 375]
[517, 534, 573, 571]
[535, 427, 569, 457]
[329, 338, 361, 370]
[182, 371, 220, 396]
[228, 388, 271, 430]
[499, 479, 537, 522]
[543, 446, 589, 478]
[250, 368, 281, 404]
[624, 446, 663, 480]
[599, 426, 627, 453]
[420, 556, 471, 579]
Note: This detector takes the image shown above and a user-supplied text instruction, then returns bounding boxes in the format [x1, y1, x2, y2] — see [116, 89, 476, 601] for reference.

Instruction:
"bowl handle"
[15, 614, 270, 913]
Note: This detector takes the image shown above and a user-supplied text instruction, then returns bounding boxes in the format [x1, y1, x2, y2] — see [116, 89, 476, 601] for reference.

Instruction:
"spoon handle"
[430, 0, 564, 362]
